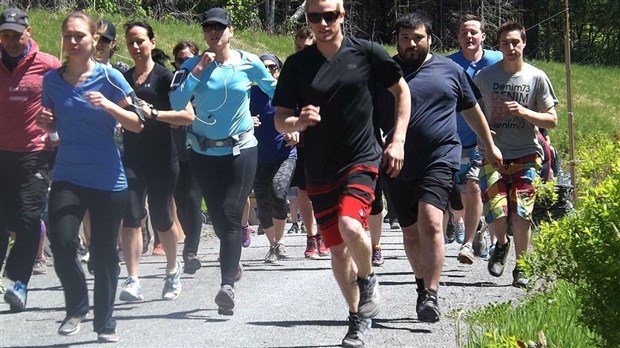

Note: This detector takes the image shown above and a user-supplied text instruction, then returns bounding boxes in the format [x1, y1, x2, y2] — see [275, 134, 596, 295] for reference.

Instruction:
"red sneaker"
[316, 234, 330, 257]
[304, 236, 318, 258]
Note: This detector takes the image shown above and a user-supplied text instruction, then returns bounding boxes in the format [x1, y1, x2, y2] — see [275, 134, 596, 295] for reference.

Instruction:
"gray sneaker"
[488, 239, 511, 277]
[264, 246, 278, 263]
[357, 273, 380, 319]
[214, 285, 235, 316]
[457, 243, 475, 264]
[58, 314, 86, 336]
[274, 243, 289, 260]
[162, 260, 182, 300]
[32, 258, 48, 275]
[119, 277, 144, 301]
[342, 313, 371, 348]
[512, 267, 529, 288]
[97, 328, 119, 343]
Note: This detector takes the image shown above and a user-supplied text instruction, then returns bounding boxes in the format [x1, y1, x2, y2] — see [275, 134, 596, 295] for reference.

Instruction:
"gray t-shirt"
[474, 62, 558, 159]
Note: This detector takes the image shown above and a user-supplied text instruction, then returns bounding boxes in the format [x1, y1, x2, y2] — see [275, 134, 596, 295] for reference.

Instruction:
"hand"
[505, 101, 527, 117]
[192, 51, 216, 78]
[252, 115, 261, 127]
[486, 144, 504, 168]
[382, 141, 405, 178]
[35, 107, 56, 133]
[84, 91, 113, 111]
[296, 105, 321, 131]
[137, 100, 154, 119]
[283, 131, 299, 147]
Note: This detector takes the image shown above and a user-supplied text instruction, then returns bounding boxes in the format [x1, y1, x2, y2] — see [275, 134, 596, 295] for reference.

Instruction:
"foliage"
[465, 281, 602, 348]
[522, 134, 620, 347]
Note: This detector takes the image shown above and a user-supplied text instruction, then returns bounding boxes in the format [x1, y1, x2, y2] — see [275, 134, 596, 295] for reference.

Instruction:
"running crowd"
[0, 0, 559, 346]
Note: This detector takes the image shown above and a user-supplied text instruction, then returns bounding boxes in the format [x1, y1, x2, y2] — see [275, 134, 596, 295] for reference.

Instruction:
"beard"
[397, 45, 429, 71]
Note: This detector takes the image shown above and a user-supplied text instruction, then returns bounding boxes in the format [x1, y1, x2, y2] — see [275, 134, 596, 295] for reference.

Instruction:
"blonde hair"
[305, 0, 344, 13]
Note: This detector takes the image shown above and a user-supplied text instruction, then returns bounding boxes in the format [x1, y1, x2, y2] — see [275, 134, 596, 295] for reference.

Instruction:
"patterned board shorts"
[479, 154, 541, 223]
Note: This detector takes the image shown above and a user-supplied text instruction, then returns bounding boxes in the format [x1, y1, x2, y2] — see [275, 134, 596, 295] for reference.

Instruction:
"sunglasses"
[306, 11, 340, 24]
[264, 64, 279, 71]
[202, 22, 228, 32]
[175, 56, 189, 64]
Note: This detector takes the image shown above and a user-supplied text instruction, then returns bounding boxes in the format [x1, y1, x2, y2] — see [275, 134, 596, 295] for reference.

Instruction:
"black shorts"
[384, 164, 455, 227]
[290, 148, 306, 190]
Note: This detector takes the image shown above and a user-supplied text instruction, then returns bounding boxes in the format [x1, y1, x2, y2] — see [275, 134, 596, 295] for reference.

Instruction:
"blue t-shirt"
[376, 55, 479, 180]
[42, 63, 132, 191]
[170, 50, 277, 156]
[447, 49, 503, 147]
[250, 85, 296, 164]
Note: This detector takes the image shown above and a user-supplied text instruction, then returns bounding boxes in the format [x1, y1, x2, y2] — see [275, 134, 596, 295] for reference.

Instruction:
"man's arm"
[461, 103, 503, 167]
[383, 77, 411, 178]
[275, 105, 321, 134]
[505, 102, 557, 129]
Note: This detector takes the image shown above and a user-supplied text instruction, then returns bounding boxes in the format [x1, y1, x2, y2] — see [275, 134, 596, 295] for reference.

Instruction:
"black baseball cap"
[201, 7, 231, 26]
[98, 19, 116, 41]
[0, 8, 29, 33]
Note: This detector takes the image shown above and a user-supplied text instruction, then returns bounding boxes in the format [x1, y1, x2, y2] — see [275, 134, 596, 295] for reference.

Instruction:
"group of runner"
[1, 0, 559, 346]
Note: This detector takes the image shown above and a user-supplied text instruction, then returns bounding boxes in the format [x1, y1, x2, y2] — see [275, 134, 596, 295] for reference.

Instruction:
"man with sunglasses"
[0, 8, 61, 312]
[273, 1, 411, 347]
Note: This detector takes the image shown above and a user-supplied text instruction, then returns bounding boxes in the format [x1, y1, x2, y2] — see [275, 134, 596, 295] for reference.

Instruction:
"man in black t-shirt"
[273, 0, 411, 346]
[378, 12, 503, 324]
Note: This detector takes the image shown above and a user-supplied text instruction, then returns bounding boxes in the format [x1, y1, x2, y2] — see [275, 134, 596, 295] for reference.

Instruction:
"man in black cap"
[0, 8, 61, 312]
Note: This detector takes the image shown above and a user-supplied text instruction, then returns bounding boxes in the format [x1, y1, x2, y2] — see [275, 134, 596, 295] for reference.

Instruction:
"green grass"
[464, 281, 603, 348]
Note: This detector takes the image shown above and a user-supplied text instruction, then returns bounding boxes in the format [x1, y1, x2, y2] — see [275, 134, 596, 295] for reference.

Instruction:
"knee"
[402, 227, 419, 246]
[329, 243, 348, 260]
[338, 216, 363, 239]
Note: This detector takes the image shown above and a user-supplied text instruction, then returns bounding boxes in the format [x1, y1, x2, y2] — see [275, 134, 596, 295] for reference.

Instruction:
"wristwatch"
[151, 108, 159, 120]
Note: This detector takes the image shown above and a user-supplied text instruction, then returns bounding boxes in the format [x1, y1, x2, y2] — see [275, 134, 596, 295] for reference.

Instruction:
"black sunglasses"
[175, 56, 189, 64]
[264, 64, 278, 71]
[202, 22, 227, 32]
[306, 11, 340, 24]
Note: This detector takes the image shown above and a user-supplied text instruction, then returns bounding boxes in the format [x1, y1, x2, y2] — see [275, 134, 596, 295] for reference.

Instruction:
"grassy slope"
[29, 9, 620, 159]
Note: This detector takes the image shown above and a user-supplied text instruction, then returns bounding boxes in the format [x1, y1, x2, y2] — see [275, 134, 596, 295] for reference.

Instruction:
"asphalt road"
[0, 222, 523, 347]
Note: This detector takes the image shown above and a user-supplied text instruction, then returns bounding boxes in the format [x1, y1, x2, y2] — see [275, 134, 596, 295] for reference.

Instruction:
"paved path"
[0, 223, 523, 347]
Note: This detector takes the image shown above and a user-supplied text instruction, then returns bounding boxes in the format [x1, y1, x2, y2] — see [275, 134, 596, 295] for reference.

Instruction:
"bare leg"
[338, 216, 372, 278]
[298, 188, 316, 237]
[122, 227, 142, 277]
[330, 243, 359, 312]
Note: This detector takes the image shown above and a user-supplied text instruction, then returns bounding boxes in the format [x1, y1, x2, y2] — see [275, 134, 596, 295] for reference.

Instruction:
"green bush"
[523, 134, 620, 347]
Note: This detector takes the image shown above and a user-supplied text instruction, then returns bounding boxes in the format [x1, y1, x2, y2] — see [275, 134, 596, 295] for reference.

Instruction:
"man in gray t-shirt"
[474, 21, 558, 288]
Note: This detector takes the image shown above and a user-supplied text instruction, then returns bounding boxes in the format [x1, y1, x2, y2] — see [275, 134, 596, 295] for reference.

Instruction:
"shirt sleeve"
[456, 68, 480, 112]
[370, 42, 402, 89]
[272, 55, 299, 110]
[247, 53, 277, 99]
[170, 56, 201, 111]
[106, 66, 133, 103]
[535, 71, 559, 111]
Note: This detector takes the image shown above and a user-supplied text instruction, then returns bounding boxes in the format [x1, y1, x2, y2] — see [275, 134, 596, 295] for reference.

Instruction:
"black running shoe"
[488, 239, 511, 277]
[357, 274, 380, 319]
[342, 314, 371, 348]
[215, 285, 235, 316]
[417, 289, 440, 323]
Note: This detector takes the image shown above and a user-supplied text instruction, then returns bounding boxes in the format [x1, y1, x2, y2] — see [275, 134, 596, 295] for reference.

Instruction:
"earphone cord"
[194, 63, 236, 126]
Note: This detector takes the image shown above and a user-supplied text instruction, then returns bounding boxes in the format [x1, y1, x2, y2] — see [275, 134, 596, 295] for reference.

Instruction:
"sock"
[415, 278, 425, 296]
[426, 288, 438, 296]
[166, 264, 178, 275]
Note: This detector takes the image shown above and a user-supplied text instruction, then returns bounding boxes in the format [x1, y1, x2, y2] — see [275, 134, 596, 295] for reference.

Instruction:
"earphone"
[194, 62, 236, 127]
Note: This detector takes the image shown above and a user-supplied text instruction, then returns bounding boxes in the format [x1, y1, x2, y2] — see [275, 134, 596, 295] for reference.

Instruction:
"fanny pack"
[187, 129, 253, 156]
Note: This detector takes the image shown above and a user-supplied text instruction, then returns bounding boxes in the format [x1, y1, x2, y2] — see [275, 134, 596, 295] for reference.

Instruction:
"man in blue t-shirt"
[380, 12, 502, 324]
[447, 15, 503, 264]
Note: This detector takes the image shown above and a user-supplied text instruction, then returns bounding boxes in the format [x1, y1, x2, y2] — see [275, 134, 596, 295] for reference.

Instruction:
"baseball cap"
[97, 19, 116, 41]
[201, 7, 231, 26]
[0, 8, 29, 33]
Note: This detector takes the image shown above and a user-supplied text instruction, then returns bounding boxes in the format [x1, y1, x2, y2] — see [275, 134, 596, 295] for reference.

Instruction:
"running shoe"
[287, 222, 300, 234]
[357, 273, 380, 319]
[151, 243, 165, 256]
[241, 226, 252, 248]
[214, 285, 235, 316]
[183, 253, 202, 274]
[274, 243, 289, 260]
[304, 236, 318, 258]
[317, 234, 330, 257]
[58, 314, 86, 336]
[417, 289, 440, 323]
[488, 239, 511, 277]
[162, 260, 182, 300]
[264, 246, 278, 264]
[32, 258, 47, 275]
[4, 280, 27, 312]
[119, 277, 144, 301]
[371, 245, 384, 267]
[457, 243, 475, 264]
[342, 313, 371, 348]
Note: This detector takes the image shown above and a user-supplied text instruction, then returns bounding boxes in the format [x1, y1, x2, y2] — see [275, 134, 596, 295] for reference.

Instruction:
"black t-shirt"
[376, 54, 480, 180]
[123, 64, 177, 162]
[273, 37, 402, 185]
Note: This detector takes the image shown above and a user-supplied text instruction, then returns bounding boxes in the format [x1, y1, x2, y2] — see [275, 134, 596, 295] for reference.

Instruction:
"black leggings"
[123, 157, 179, 231]
[254, 159, 296, 228]
[175, 160, 203, 255]
[190, 147, 257, 287]
[48, 181, 127, 333]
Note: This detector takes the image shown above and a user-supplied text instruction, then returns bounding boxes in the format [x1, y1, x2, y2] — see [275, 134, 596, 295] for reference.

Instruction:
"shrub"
[523, 134, 620, 347]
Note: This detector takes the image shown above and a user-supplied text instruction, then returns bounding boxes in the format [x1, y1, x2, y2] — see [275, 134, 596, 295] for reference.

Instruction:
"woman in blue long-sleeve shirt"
[169, 7, 276, 316]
